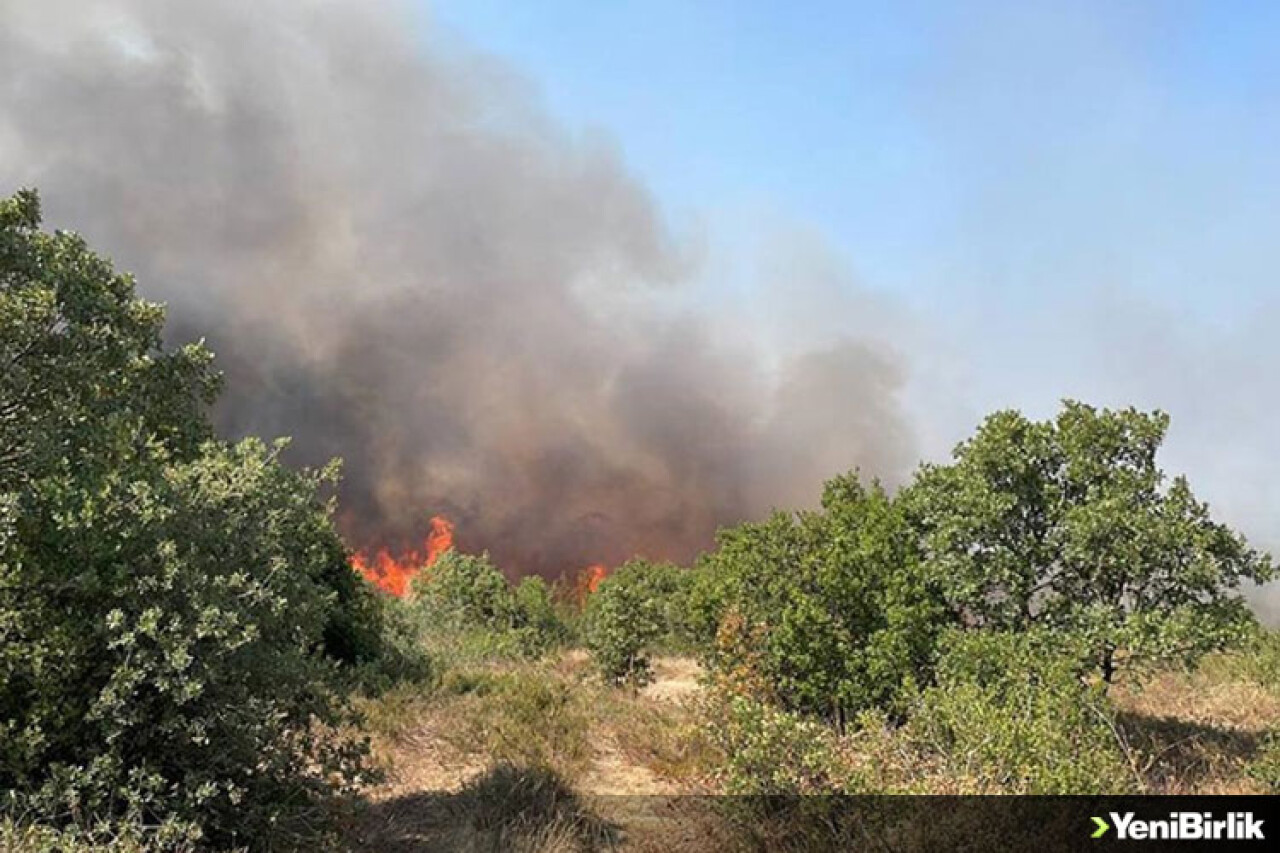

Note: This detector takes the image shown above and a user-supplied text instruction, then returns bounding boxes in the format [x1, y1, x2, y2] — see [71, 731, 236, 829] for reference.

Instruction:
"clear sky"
[425, 0, 1280, 320]
[423, 1, 1280, 597]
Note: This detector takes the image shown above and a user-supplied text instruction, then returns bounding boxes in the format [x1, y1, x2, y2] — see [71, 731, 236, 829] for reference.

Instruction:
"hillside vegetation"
[2, 189, 1277, 851]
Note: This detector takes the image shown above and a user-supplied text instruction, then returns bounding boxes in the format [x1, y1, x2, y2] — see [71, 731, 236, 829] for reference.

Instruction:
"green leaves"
[903, 400, 1273, 681]
[691, 398, 1271, 737]
[408, 551, 568, 660]
[692, 478, 944, 721]
[908, 629, 1135, 794]
[584, 559, 688, 686]
[712, 695, 860, 795]
[0, 191, 372, 846]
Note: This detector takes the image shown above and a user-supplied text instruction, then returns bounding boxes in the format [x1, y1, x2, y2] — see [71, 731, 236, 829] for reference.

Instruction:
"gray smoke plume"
[0, 0, 913, 575]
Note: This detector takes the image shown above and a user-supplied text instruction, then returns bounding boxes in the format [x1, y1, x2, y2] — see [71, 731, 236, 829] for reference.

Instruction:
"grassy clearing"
[342, 638, 1277, 851]
[18, 637, 1272, 851]
[1109, 635, 1280, 794]
[11, 638, 1277, 851]
[356, 653, 710, 795]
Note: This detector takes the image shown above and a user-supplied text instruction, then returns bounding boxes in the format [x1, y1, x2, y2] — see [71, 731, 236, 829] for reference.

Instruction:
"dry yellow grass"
[18, 644, 1274, 850]
[343, 643, 1280, 850]
[1110, 652, 1280, 794]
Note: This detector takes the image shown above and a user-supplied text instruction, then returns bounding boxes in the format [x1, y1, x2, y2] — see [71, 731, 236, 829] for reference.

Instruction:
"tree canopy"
[691, 475, 944, 722]
[0, 190, 379, 846]
[903, 400, 1273, 680]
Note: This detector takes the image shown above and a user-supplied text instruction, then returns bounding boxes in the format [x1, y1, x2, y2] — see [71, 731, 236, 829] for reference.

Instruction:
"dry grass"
[345, 653, 722, 851]
[346, 763, 617, 853]
[20, 640, 1276, 850]
[357, 656, 715, 799]
[587, 686, 722, 787]
[1110, 648, 1280, 794]
[344, 641, 1280, 850]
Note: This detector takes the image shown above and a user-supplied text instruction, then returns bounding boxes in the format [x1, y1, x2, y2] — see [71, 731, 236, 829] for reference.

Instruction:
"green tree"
[0, 189, 217, 490]
[410, 551, 566, 657]
[414, 551, 520, 631]
[0, 190, 376, 846]
[903, 401, 1273, 683]
[583, 558, 691, 686]
[690, 475, 944, 722]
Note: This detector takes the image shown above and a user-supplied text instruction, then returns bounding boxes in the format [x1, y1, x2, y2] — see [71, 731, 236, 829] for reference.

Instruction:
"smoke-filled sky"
[1, 1, 1277, 610]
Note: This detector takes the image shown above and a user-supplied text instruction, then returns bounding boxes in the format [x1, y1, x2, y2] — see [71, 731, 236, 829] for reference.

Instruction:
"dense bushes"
[0, 191, 379, 847]
[408, 551, 567, 659]
[583, 558, 692, 685]
[660, 402, 1275, 803]
[0, 819, 161, 853]
[683, 403, 1272, 734]
[349, 595, 435, 694]
[710, 696, 859, 795]
[6, 440, 378, 846]
[1248, 730, 1280, 793]
[906, 630, 1135, 793]
[689, 476, 944, 722]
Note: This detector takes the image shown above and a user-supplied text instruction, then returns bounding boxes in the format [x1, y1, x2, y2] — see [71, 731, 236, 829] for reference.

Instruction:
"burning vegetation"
[350, 515, 455, 597]
[350, 514, 614, 601]
[0, 0, 915, 587]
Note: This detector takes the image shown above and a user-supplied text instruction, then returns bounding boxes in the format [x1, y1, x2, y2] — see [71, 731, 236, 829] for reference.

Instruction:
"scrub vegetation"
[3, 190, 1277, 851]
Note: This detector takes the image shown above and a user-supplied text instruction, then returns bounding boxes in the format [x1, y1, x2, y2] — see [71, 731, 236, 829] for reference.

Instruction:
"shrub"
[710, 695, 859, 795]
[2, 440, 376, 847]
[690, 475, 944, 722]
[414, 551, 518, 630]
[1211, 626, 1280, 693]
[583, 559, 689, 685]
[1247, 729, 1280, 793]
[619, 559, 697, 652]
[348, 595, 434, 695]
[0, 191, 375, 847]
[409, 552, 566, 660]
[512, 575, 569, 654]
[907, 629, 1136, 793]
[0, 819, 183, 853]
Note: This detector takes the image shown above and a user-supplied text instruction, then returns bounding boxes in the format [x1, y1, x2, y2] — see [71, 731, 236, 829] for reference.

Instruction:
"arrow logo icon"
[1091, 816, 1110, 838]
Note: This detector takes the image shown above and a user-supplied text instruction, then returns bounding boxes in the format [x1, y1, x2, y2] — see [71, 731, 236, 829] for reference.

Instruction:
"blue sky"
[425, 0, 1280, 324]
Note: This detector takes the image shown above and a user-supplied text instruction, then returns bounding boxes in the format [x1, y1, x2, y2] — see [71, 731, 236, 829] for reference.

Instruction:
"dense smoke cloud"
[0, 0, 913, 574]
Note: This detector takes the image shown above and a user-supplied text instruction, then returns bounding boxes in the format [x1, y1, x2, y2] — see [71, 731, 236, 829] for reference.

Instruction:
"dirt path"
[580, 740, 679, 795]
[368, 654, 706, 799]
[349, 655, 711, 850]
[581, 656, 706, 795]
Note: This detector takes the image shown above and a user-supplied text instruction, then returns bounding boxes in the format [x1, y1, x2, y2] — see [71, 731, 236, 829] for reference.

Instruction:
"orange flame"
[350, 515, 455, 597]
[574, 563, 608, 606]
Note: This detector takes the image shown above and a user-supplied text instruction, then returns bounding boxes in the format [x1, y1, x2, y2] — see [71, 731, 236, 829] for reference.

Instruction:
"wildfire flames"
[350, 514, 455, 596]
[575, 564, 607, 605]
[350, 515, 611, 602]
